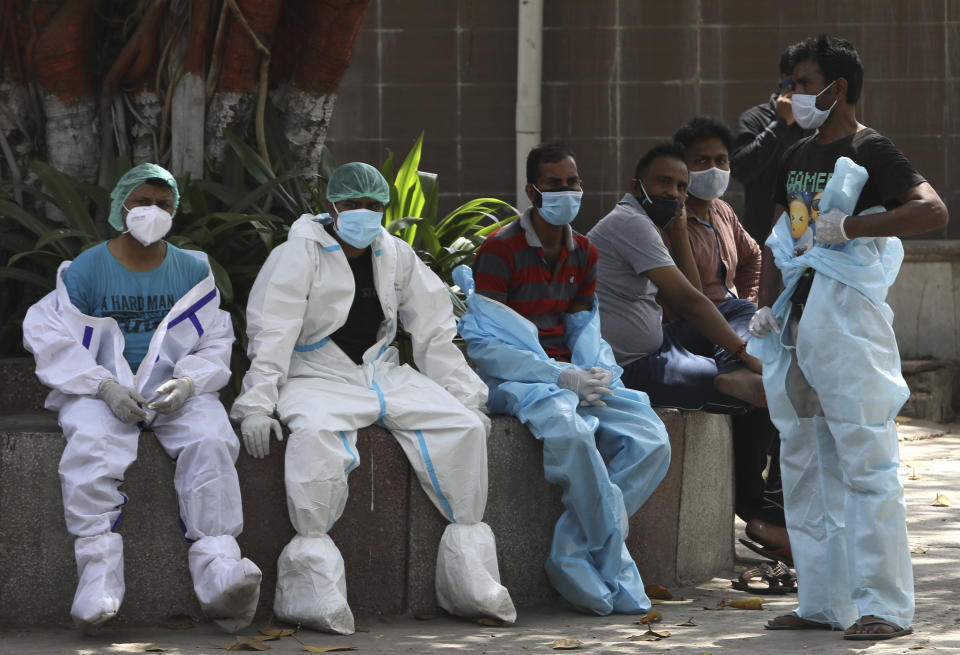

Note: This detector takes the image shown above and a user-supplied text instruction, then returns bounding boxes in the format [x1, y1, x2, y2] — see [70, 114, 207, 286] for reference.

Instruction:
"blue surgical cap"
[108, 163, 180, 231]
[326, 162, 391, 206]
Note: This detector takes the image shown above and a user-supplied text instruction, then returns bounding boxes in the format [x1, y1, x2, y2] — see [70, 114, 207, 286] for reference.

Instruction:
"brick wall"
[326, 0, 960, 238]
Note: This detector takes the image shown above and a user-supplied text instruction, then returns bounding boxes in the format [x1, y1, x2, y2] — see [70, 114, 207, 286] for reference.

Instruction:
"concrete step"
[0, 407, 734, 627]
[900, 359, 960, 424]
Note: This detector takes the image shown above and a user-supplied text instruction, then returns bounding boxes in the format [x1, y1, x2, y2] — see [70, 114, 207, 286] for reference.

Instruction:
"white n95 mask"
[687, 167, 730, 201]
[792, 81, 837, 130]
[124, 205, 173, 246]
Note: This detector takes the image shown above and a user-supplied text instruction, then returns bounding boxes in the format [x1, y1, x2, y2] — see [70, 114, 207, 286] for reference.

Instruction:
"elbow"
[932, 198, 949, 231]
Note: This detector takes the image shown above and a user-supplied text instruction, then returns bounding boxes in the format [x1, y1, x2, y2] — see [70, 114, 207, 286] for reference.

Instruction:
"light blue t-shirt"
[64, 242, 208, 370]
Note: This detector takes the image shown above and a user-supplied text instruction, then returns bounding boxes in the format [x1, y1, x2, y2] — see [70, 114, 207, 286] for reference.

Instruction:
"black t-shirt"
[325, 225, 384, 364]
[774, 127, 926, 253]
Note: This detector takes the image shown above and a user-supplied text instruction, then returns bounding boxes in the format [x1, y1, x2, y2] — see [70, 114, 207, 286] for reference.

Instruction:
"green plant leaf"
[29, 161, 99, 237]
[35, 227, 99, 249]
[7, 249, 62, 266]
[0, 266, 55, 291]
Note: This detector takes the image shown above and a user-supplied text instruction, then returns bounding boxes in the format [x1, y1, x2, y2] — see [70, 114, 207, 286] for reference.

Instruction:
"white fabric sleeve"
[230, 240, 314, 420]
[173, 307, 234, 393]
[22, 291, 114, 396]
[397, 245, 489, 411]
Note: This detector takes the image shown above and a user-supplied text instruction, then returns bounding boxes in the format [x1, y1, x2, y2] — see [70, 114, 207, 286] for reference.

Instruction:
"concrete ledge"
[900, 359, 960, 424]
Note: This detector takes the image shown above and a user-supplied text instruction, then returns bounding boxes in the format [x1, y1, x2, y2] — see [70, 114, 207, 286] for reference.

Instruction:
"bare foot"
[844, 615, 911, 639]
[745, 519, 790, 551]
[714, 368, 767, 407]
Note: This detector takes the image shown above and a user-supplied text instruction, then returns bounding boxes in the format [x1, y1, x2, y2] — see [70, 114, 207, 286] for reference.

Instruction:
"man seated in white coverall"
[231, 162, 516, 634]
[23, 163, 262, 632]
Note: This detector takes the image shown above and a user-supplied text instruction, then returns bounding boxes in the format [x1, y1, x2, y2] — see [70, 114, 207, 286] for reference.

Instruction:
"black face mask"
[637, 182, 680, 227]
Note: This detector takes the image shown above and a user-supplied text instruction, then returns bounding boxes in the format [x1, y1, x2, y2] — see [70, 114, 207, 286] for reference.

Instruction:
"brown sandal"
[765, 614, 834, 630]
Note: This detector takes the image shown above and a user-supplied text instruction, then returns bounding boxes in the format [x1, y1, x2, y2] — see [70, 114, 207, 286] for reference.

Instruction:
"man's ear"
[326, 200, 336, 215]
[833, 77, 848, 104]
[525, 183, 538, 208]
[630, 178, 641, 197]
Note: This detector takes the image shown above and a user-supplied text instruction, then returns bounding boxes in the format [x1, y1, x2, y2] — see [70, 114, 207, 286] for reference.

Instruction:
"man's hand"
[814, 208, 849, 244]
[148, 377, 194, 414]
[240, 414, 284, 459]
[97, 379, 149, 423]
[664, 200, 688, 232]
[748, 307, 780, 338]
[775, 92, 795, 125]
[557, 367, 614, 407]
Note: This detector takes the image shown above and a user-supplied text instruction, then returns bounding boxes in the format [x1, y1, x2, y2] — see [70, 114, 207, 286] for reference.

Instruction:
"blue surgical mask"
[334, 208, 383, 248]
[534, 186, 583, 225]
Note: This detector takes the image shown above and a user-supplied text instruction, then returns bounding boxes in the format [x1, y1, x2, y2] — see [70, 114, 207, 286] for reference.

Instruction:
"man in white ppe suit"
[750, 36, 947, 641]
[23, 163, 262, 632]
[231, 162, 516, 634]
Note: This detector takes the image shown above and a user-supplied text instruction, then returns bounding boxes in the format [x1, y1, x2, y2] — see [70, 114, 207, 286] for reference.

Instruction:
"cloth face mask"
[535, 187, 583, 226]
[124, 204, 173, 246]
[792, 81, 837, 130]
[687, 166, 730, 201]
[638, 182, 680, 228]
[334, 208, 383, 248]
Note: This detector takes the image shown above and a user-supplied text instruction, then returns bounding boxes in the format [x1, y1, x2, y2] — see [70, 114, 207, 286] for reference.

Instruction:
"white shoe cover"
[274, 535, 354, 635]
[71, 532, 125, 629]
[436, 523, 517, 623]
[188, 536, 262, 633]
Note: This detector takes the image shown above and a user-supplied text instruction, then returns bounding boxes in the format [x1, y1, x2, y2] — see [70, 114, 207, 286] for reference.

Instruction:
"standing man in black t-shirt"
[751, 35, 948, 641]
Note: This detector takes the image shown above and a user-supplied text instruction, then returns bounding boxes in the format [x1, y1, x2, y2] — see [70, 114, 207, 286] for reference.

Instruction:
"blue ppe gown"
[453, 266, 671, 615]
[747, 157, 913, 630]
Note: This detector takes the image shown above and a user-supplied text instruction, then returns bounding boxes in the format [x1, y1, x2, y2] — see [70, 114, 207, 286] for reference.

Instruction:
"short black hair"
[526, 142, 576, 185]
[791, 34, 863, 104]
[672, 116, 734, 153]
[144, 177, 174, 189]
[779, 44, 796, 77]
[634, 141, 686, 181]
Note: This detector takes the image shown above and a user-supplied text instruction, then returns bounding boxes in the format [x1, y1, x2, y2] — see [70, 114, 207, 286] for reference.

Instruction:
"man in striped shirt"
[465, 143, 670, 616]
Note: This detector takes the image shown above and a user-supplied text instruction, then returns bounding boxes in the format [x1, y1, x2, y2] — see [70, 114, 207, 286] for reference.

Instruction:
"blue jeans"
[620, 298, 756, 414]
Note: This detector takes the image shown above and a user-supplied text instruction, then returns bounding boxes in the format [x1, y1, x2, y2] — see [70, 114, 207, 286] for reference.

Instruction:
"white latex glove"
[470, 407, 492, 437]
[96, 379, 149, 423]
[584, 366, 615, 407]
[240, 413, 284, 459]
[557, 367, 614, 407]
[148, 377, 194, 414]
[814, 208, 849, 244]
[748, 306, 781, 338]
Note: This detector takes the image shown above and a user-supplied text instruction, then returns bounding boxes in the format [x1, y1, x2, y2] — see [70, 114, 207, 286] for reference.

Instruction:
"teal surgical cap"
[326, 162, 391, 206]
[108, 163, 180, 232]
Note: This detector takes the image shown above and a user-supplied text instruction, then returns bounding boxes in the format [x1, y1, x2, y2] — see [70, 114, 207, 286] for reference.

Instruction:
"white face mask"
[687, 166, 730, 201]
[124, 204, 173, 246]
[792, 81, 838, 130]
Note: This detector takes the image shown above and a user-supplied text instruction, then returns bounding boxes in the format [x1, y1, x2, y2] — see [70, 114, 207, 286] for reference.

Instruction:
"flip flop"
[765, 614, 835, 631]
[843, 617, 913, 641]
[731, 562, 796, 595]
[738, 537, 794, 567]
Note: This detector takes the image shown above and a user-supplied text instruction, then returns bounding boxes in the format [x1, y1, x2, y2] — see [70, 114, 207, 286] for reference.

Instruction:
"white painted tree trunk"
[204, 91, 255, 172]
[129, 91, 162, 165]
[0, 80, 38, 201]
[271, 84, 336, 174]
[171, 73, 206, 179]
[41, 93, 99, 220]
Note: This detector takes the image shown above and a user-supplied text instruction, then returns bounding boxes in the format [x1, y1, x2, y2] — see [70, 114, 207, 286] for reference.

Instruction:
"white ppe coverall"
[23, 255, 261, 632]
[231, 215, 516, 634]
[453, 266, 670, 616]
[748, 157, 913, 630]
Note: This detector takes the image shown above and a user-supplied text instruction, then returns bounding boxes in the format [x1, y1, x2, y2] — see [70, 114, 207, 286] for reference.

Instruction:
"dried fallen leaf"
[477, 617, 508, 627]
[933, 493, 952, 507]
[216, 635, 271, 651]
[145, 647, 167, 653]
[629, 629, 671, 641]
[728, 597, 765, 610]
[162, 614, 195, 630]
[300, 647, 355, 653]
[354, 626, 369, 633]
[676, 618, 697, 626]
[261, 626, 296, 638]
[551, 638, 584, 650]
[645, 584, 672, 600]
[635, 610, 662, 624]
[912, 546, 928, 554]
[894, 416, 912, 424]
[650, 598, 664, 605]
[704, 600, 726, 610]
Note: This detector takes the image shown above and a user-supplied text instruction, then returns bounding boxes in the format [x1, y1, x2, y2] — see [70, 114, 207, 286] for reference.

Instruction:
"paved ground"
[3, 426, 959, 654]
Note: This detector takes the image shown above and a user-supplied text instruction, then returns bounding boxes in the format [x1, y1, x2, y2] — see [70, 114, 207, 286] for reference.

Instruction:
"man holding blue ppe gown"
[458, 142, 671, 615]
[23, 163, 262, 633]
[232, 162, 516, 634]
[750, 35, 948, 641]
